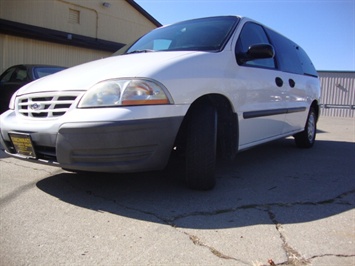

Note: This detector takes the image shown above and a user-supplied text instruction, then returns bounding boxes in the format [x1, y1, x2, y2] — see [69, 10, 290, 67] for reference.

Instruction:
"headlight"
[78, 78, 173, 108]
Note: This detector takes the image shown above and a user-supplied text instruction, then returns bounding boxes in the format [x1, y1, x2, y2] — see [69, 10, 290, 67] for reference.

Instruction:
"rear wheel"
[185, 104, 217, 190]
[294, 107, 317, 148]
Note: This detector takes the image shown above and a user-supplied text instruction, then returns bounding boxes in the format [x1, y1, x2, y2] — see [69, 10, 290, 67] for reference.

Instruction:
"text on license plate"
[9, 133, 36, 158]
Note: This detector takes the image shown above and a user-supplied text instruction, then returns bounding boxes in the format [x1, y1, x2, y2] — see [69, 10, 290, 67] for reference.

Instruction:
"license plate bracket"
[9, 133, 36, 158]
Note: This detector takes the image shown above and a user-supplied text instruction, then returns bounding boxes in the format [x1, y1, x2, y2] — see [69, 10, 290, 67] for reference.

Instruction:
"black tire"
[185, 103, 217, 190]
[294, 107, 317, 148]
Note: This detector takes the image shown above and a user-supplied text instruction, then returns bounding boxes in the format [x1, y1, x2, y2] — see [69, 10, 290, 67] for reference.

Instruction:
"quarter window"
[297, 46, 318, 77]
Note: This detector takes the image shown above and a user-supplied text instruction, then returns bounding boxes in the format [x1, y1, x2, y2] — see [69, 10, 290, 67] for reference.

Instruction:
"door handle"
[289, 79, 295, 88]
[275, 77, 283, 87]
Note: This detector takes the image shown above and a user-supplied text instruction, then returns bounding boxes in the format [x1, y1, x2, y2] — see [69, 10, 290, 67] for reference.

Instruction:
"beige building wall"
[0, 0, 159, 72]
[0, 33, 110, 69]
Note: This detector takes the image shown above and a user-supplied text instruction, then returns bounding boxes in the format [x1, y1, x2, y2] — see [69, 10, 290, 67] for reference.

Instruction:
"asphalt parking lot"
[0, 116, 354, 266]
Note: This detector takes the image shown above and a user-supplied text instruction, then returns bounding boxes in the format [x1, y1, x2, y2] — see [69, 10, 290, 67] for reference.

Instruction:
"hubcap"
[307, 113, 316, 142]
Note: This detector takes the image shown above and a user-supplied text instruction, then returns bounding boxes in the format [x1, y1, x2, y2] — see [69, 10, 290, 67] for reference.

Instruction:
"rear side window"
[235, 22, 275, 69]
[266, 28, 318, 77]
[265, 28, 303, 75]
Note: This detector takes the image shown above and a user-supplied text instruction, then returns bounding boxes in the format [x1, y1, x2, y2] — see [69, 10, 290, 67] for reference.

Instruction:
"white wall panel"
[319, 72, 355, 118]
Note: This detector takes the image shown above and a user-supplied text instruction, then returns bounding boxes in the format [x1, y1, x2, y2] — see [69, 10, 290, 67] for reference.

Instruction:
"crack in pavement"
[182, 231, 250, 265]
[0, 160, 63, 208]
[85, 189, 246, 263]
[0, 180, 38, 208]
[75, 185, 249, 262]
[1, 158, 59, 176]
[78, 187, 249, 263]
[167, 189, 355, 224]
[308, 253, 355, 260]
[67, 180, 355, 265]
[266, 208, 310, 266]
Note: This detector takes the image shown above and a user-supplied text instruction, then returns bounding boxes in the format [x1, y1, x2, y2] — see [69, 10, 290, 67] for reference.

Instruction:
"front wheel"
[185, 104, 217, 190]
[294, 107, 317, 148]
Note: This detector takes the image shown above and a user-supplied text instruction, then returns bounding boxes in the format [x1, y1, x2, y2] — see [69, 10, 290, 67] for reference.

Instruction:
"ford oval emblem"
[30, 103, 42, 110]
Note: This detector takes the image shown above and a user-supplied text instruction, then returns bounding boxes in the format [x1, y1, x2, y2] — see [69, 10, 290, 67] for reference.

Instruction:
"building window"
[69, 9, 80, 24]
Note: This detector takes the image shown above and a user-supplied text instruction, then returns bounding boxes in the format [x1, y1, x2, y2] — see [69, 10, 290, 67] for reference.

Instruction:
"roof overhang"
[126, 0, 162, 27]
[0, 19, 125, 53]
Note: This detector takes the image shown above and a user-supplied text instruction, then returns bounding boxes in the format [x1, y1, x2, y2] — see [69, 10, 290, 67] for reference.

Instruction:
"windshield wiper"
[127, 49, 156, 54]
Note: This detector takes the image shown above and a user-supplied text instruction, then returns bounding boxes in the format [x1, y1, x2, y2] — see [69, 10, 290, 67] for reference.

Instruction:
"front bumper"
[0, 116, 183, 173]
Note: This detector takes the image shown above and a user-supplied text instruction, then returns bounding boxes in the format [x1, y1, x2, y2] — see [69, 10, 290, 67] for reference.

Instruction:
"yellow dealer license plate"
[9, 133, 36, 158]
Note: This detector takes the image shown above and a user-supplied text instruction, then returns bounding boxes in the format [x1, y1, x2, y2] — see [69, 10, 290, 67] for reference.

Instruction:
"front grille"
[17, 91, 82, 118]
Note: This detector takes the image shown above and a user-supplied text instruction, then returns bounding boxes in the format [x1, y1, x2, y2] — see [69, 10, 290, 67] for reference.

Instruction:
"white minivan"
[0, 16, 321, 190]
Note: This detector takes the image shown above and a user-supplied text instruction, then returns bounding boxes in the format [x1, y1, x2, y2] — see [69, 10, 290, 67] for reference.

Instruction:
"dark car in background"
[0, 64, 66, 113]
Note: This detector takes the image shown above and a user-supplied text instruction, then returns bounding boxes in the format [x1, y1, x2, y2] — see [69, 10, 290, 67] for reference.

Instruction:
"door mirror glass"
[237, 44, 275, 64]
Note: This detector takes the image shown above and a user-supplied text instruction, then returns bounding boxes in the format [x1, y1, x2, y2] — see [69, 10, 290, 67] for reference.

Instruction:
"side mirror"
[237, 44, 275, 65]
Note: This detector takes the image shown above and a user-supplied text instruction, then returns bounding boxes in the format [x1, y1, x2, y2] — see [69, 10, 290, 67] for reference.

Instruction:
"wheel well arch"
[174, 94, 239, 160]
[310, 100, 320, 123]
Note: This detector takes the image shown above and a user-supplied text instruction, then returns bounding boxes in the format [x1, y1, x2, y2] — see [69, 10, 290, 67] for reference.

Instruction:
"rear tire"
[294, 107, 317, 148]
[185, 104, 217, 190]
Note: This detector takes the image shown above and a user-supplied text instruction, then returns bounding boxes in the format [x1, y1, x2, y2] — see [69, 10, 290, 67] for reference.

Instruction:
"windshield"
[124, 16, 239, 54]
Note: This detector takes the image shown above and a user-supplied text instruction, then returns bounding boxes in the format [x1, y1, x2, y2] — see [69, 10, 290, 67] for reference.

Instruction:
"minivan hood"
[16, 51, 196, 95]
